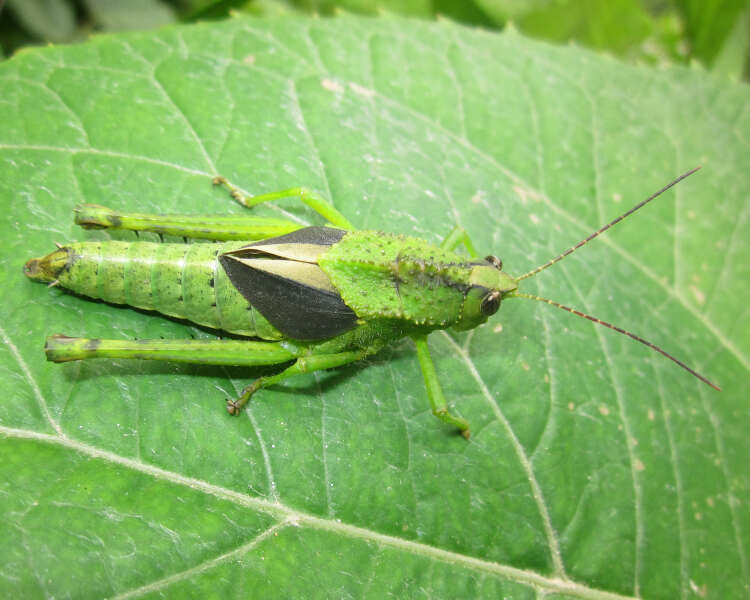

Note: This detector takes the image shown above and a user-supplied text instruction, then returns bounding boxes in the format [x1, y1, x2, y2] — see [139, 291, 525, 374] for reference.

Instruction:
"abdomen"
[57, 241, 281, 339]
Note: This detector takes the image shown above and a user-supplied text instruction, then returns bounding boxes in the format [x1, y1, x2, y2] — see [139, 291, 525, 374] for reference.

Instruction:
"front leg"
[412, 335, 471, 439]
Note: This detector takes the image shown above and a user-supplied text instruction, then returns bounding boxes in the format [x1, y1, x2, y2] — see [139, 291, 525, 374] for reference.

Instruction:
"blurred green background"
[1, 0, 748, 80]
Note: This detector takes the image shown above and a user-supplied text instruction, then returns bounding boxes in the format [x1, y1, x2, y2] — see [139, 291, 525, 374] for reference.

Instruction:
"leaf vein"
[0, 325, 64, 438]
[0, 425, 637, 600]
[438, 331, 567, 579]
[111, 519, 290, 599]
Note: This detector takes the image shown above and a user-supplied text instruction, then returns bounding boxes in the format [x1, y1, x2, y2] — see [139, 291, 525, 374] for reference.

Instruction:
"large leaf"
[5, 0, 77, 42]
[675, 0, 748, 66]
[0, 15, 747, 599]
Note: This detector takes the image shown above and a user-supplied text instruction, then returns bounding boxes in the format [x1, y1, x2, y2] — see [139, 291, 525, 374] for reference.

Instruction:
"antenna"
[509, 292, 720, 390]
[508, 168, 719, 391]
[518, 167, 701, 281]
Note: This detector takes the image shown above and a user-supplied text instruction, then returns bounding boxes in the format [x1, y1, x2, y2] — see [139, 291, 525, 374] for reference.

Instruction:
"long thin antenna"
[518, 167, 701, 281]
[509, 291, 720, 391]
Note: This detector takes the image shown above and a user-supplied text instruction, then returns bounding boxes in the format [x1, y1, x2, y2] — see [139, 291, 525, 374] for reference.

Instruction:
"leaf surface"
[0, 15, 747, 599]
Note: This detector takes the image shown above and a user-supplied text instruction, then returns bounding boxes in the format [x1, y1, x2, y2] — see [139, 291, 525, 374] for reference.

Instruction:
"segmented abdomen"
[58, 241, 281, 339]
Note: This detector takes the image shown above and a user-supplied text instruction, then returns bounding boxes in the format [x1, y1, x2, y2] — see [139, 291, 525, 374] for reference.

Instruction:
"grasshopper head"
[453, 255, 518, 331]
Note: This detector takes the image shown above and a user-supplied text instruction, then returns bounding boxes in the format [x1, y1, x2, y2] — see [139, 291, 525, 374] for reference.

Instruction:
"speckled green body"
[25, 170, 717, 437]
[320, 231, 475, 328]
[57, 241, 282, 339]
[55, 231, 485, 347]
[25, 192, 519, 438]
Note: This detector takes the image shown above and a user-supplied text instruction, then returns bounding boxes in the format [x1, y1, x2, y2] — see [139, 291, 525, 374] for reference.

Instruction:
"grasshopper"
[24, 169, 719, 438]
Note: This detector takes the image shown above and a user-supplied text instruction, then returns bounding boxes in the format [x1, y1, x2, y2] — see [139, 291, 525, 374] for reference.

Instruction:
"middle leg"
[227, 349, 368, 415]
[213, 177, 354, 230]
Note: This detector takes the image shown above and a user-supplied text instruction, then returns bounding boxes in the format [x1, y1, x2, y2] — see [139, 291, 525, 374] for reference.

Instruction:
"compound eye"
[480, 291, 501, 316]
[484, 255, 503, 270]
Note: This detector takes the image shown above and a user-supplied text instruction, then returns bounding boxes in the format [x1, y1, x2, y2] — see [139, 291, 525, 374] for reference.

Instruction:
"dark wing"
[219, 227, 358, 340]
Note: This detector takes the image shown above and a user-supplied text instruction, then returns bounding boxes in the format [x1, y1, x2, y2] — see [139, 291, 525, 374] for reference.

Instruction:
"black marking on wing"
[219, 227, 356, 340]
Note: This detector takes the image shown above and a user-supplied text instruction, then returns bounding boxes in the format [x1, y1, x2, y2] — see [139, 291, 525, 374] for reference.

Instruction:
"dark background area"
[1, 0, 748, 80]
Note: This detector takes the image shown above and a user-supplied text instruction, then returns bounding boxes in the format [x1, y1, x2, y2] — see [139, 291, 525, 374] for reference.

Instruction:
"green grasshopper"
[24, 169, 719, 438]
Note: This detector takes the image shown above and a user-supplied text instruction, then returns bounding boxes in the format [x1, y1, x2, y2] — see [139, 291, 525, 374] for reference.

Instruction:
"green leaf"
[515, 0, 654, 56]
[675, 0, 748, 66]
[474, 0, 555, 22]
[5, 0, 77, 41]
[708, 3, 750, 79]
[1, 15, 747, 598]
[83, 0, 176, 31]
